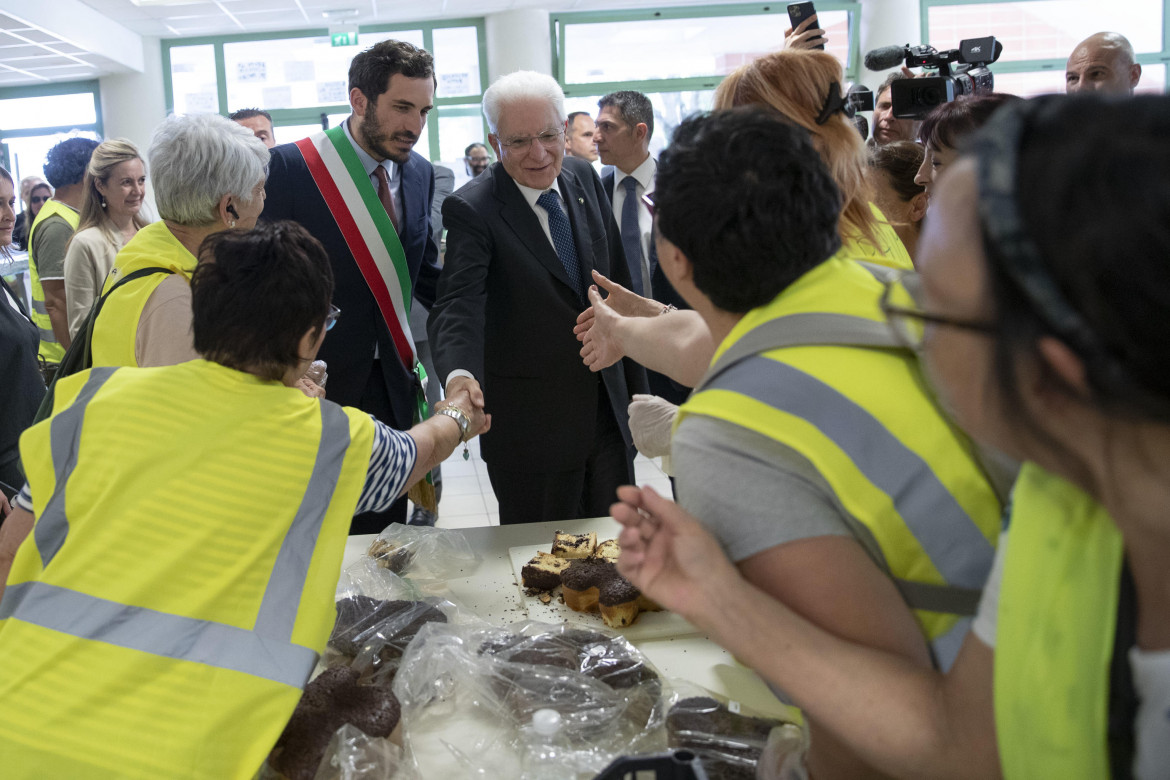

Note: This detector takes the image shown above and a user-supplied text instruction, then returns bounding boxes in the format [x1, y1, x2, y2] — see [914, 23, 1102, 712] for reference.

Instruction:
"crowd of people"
[0, 23, 1166, 780]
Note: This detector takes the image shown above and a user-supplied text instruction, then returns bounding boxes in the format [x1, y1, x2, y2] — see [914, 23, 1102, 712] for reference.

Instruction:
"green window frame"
[0, 80, 104, 172]
[551, 2, 864, 101]
[919, 0, 1170, 92]
[160, 19, 489, 161]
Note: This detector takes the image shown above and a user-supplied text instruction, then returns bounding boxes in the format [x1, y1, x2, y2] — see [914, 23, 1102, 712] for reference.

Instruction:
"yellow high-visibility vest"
[836, 202, 914, 271]
[995, 462, 1123, 779]
[92, 220, 198, 367]
[27, 199, 80, 363]
[678, 257, 1001, 668]
[0, 359, 375, 779]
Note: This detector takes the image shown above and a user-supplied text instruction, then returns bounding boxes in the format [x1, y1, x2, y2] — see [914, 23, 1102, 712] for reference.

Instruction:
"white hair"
[482, 71, 566, 134]
[149, 113, 269, 226]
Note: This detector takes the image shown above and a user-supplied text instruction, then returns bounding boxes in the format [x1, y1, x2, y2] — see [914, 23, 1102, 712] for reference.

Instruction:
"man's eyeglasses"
[499, 128, 565, 152]
[325, 304, 341, 332]
[879, 276, 996, 351]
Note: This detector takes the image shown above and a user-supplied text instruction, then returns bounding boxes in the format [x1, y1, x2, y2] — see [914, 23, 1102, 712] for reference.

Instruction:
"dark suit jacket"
[428, 156, 648, 471]
[601, 167, 692, 406]
[263, 137, 441, 430]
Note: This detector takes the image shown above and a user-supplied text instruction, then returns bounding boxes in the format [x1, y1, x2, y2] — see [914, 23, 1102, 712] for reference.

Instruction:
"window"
[921, 0, 1169, 94]
[553, 3, 862, 150]
[162, 20, 487, 161]
[0, 82, 103, 200]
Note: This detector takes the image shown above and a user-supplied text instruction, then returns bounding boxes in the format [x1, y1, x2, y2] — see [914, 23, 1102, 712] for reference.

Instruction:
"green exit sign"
[331, 31, 358, 47]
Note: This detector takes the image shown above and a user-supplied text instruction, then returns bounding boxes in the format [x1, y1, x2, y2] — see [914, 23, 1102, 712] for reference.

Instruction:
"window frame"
[919, 0, 1170, 93]
[160, 19, 490, 161]
[0, 80, 103, 171]
[550, 2, 864, 102]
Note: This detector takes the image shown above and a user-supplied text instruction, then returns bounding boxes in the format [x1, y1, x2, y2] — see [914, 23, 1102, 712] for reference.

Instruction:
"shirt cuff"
[444, 369, 475, 390]
[14, 484, 33, 513]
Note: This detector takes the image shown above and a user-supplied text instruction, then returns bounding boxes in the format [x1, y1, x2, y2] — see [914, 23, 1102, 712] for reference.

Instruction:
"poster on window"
[316, 81, 347, 104]
[439, 72, 472, 96]
[236, 62, 267, 83]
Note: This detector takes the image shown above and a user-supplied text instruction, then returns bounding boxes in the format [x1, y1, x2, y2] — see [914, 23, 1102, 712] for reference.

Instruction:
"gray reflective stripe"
[31, 298, 48, 315]
[893, 579, 983, 617]
[706, 357, 995, 589]
[0, 581, 316, 689]
[254, 402, 351, 641]
[931, 615, 973, 672]
[35, 367, 118, 566]
[37, 326, 59, 344]
[700, 312, 902, 393]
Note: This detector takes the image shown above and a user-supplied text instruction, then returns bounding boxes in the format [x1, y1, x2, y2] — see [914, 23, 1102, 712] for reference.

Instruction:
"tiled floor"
[410, 436, 674, 529]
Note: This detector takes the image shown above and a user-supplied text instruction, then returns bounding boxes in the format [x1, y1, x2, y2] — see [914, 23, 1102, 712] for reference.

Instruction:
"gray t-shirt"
[30, 213, 75, 281]
[671, 414, 857, 563]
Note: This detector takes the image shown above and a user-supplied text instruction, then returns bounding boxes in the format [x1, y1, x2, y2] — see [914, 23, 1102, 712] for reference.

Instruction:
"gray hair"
[482, 71, 565, 134]
[149, 113, 269, 226]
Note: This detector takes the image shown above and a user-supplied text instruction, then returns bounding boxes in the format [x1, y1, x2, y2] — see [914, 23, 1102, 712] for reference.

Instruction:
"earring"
[100, 197, 107, 209]
[228, 220, 237, 229]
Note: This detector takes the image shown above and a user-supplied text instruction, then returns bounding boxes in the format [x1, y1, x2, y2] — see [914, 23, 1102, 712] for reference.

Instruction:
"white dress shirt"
[611, 154, 656, 295]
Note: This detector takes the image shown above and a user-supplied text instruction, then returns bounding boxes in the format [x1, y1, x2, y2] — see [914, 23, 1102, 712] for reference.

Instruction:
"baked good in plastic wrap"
[391, 620, 668, 778]
[326, 558, 471, 685]
[366, 524, 480, 581]
[663, 681, 805, 780]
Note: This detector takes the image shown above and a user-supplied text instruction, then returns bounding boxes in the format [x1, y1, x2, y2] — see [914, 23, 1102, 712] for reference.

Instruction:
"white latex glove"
[628, 394, 679, 459]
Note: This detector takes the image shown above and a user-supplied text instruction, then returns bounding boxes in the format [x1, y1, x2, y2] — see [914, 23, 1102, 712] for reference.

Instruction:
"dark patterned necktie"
[536, 190, 583, 298]
[374, 164, 400, 232]
[620, 176, 646, 296]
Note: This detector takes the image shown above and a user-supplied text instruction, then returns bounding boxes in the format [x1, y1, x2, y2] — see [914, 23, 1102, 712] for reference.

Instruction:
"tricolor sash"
[295, 126, 417, 371]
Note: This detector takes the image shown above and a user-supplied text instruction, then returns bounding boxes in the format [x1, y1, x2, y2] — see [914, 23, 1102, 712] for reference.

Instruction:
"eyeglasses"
[641, 193, 656, 217]
[498, 128, 565, 152]
[325, 304, 341, 332]
[30, 195, 49, 205]
[879, 275, 996, 351]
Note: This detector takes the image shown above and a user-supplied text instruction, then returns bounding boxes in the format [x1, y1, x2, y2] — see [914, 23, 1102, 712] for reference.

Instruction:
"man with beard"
[263, 39, 442, 533]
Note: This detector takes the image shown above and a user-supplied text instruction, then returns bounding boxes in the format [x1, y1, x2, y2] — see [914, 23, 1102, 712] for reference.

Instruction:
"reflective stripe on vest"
[8, 381, 352, 679]
[703, 355, 995, 593]
[995, 463, 1122, 779]
[27, 200, 80, 362]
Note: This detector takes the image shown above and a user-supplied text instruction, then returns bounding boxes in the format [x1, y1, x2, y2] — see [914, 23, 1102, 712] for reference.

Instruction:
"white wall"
[859, 0, 924, 89]
[485, 9, 553, 82]
[98, 36, 168, 216]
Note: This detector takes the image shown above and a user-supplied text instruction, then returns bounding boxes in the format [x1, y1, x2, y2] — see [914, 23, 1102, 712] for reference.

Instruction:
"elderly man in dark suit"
[263, 39, 441, 533]
[428, 71, 647, 525]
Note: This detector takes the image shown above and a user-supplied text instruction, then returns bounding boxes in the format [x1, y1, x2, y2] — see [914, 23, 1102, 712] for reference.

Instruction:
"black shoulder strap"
[1108, 557, 1138, 780]
[30, 266, 175, 426]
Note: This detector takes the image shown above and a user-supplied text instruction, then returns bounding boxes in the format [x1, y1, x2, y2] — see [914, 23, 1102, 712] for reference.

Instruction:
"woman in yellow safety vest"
[612, 95, 1170, 779]
[0, 220, 489, 779]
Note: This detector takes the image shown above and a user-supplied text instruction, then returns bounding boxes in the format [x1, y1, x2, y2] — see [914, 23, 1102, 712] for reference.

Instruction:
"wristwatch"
[435, 405, 470, 441]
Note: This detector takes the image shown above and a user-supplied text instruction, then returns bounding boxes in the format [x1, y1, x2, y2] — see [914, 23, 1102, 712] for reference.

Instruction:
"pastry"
[328, 595, 447, 665]
[272, 666, 401, 780]
[551, 530, 596, 559]
[666, 696, 788, 780]
[367, 538, 414, 573]
[521, 550, 572, 590]
[593, 538, 621, 563]
[562, 558, 655, 628]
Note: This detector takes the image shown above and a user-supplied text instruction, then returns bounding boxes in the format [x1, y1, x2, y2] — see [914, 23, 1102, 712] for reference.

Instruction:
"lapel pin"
[578, 197, 584, 204]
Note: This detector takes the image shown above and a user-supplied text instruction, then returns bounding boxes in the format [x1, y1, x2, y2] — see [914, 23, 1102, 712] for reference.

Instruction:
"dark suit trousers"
[349, 359, 409, 535]
[487, 382, 635, 525]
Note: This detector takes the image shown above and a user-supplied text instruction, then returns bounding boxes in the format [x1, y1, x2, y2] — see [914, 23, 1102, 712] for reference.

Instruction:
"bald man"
[1066, 32, 1142, 94]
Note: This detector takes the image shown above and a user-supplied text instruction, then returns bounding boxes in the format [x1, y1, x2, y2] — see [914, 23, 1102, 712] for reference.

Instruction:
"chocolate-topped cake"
[272, 666, 401, 780]
[328, 595, 447, 664]
[561, 558, 659, 628]
[666, 696, 788, 780]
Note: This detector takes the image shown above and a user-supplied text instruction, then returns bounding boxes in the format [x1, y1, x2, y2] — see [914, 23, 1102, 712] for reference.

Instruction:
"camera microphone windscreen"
[864, 45, 907, 71]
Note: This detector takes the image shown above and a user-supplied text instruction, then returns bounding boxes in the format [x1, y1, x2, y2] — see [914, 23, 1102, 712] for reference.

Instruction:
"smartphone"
[787, 2, 825, 50]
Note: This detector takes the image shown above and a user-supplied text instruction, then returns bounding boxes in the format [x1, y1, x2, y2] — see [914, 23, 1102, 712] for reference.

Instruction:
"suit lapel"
[492, 165, 576, 292]
[559, 167, 596, 283]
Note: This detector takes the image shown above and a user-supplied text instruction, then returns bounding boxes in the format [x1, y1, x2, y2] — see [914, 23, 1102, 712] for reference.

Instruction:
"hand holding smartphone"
[786, 2, 826, 51]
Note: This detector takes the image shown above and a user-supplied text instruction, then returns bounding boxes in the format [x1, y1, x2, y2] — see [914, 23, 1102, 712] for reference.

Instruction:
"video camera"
[864, 36, 1003, 119]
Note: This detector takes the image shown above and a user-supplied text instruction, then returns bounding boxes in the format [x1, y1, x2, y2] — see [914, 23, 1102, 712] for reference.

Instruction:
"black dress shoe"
[407, 506, 438, 527]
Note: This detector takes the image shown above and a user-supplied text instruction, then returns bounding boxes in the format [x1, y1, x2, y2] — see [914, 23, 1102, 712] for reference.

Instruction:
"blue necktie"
[620, 176, 646, 296]
[536, 190, 583, 298]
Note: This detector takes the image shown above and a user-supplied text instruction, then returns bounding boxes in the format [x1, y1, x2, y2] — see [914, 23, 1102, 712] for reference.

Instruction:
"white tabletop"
[341, 518, 791, 719]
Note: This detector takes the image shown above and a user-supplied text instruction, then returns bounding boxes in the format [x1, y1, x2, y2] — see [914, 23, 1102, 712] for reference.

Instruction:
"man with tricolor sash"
[263, 39, 443, 534]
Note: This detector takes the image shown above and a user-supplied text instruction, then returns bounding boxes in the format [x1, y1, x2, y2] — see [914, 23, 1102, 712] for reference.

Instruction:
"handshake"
[438, 376, 491, 441]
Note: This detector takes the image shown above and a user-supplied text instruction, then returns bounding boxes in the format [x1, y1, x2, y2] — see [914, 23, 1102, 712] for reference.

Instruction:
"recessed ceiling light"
[322, 8, 359, 20]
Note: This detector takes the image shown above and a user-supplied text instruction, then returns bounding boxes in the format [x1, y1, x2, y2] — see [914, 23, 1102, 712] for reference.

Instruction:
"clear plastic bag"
[310, 723, 409, 780]
[662, 680, 800, 780]
[366, 524, 480, 581]
[392, 620, 668, 778]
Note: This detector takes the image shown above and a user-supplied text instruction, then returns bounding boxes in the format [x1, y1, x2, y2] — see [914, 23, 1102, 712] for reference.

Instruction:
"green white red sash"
[295, 125, 417, 370]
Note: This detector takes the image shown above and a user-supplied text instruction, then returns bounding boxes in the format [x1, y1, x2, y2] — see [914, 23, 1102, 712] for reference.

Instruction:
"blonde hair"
[75, 138, 150, 242]
[714, 50, 877, 245]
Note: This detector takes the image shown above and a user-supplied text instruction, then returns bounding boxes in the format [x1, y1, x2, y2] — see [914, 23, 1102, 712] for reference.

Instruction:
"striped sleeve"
[355, 418, 417, 514]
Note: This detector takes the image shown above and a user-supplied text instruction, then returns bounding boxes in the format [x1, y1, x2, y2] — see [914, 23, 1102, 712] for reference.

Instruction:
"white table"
[341, 518, 791, 720]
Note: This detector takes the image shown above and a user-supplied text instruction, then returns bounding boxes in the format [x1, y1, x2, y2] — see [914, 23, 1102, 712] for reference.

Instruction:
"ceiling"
[0, 0, 731, 87]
